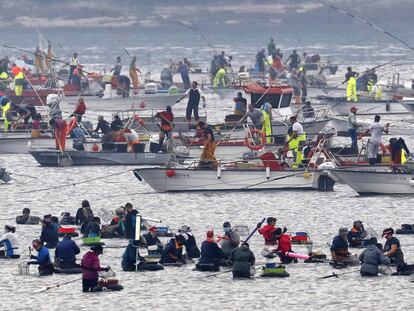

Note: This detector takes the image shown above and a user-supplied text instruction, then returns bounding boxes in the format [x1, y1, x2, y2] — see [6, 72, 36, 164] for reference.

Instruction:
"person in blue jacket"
[122, 240, 146, 271]
[55, 235, 81, 269]
[160, 235, 185, 264]
[40, 218, 59, 249]
[197, 230, 227, 271]
[28, 239, 55, 275]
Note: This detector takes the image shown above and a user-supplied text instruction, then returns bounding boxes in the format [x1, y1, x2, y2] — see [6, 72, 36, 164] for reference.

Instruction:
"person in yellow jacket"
[129, 56, 141, 93]
[372, 83, 382, 100]
[287, 116, 307, 168]
[12, 67, 24, 97]
[1, 97, 12, 134]
[343, 67, 359, 102]
[260, 102, 272, 144]
[213, 66, 226, 87]
[0, 71, 8, 91]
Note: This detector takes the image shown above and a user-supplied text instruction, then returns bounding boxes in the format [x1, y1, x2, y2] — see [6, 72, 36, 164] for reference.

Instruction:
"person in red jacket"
[258, 217, 278, 245]
[275, 228, 295, 264]
[69, 97, 86, 122]
[81, 245, 109, 292]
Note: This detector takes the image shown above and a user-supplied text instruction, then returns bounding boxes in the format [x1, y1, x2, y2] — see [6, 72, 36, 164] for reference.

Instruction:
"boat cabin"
[243, 82, 294, 116]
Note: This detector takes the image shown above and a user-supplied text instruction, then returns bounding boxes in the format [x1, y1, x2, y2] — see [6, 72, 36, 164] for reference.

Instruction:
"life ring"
[66, 117, 77, 135]
[244, 128, 266, 151]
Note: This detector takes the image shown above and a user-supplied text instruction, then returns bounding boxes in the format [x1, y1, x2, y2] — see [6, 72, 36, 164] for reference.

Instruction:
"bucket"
[115, 143, 128, 153]
[133, 143, 145, 153]
[149, 142, 160, 153]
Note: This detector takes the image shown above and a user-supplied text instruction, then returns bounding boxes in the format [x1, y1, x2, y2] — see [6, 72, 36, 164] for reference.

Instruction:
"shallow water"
[1, 152, 414, 310]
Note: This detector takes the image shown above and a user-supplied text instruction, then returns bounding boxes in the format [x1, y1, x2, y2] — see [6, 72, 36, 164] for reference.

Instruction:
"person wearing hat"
[160, 235, 186, 265]
[382, 228, 404, 265]
[122, 240, 146, 271]
[348, 106, 362, 153]
[197, 230, 227, 271]
[358, 237, 390, 276]
[28, 239, 55, 276]
[274, 227, 296, 264]
[15, 208, 41, 225]
[55, 234, 80, 269]
[81, 245, 109, 292]
[0, 225, 19, 258]
[219, 222, 240, 257]
[143, 227, 162, 247]
[330, 227, 351, 262]
[231, 242, 255, 278]
[40, 217, 59, 249]
[347, 220, 368, 248]
[233, 92, 247, 117]
[178, 225, 200, 259]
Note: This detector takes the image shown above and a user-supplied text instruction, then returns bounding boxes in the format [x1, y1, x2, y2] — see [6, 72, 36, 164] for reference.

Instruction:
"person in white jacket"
[0, 225, 19, 257]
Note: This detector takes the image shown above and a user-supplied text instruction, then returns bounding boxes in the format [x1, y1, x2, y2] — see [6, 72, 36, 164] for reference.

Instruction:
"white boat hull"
[0, 137, 73, 154]
[134, 167, 325, 192]
[330, 169, 414, 195]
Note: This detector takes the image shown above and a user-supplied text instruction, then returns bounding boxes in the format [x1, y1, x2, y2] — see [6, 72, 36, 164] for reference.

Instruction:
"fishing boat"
[319, 95, 408, 116]
[329, 166, 414, 195]
[29, 146, 176, 167]
[133, 154, 336, 193]
[0, 133, 74, 154]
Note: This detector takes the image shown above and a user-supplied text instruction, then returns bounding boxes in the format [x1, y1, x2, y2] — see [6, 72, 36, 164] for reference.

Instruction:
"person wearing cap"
[233, 92, 247, 117]
[55, 235, 80, 269]
[0, 225, 19, 257]
[81, 245, 108, 292]
[75, 200, 94, 227]
[28, 239, 55, 275]
[219, 222, 240, 257]
[40, 217, 59, 249]
[122, 240, 146, 271]
[361, 115, 390, 165]
[160, 235, 186, 264]
[143, 227, 162, 247]
[15, 208, 41, 225]
[347, 220, 368, 248]
[330, 227, 351, 262]
[382, 228, 404, 265]
[274, 227, 296, 264]
[197, 230, 227, 271]
[358, 237, 390, 276]
[348, 106, 362, 152]
[178, 225, 200, 259]
[231, 242, 255, 278]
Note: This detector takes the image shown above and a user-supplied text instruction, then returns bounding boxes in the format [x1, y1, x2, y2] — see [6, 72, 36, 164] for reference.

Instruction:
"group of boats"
[2, 52, 414, 196]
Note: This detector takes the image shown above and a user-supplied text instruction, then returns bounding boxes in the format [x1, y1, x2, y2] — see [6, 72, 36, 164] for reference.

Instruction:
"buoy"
[166, 169, 176, 177]
[217, 166, 221, 179]
[140, 102, 146, 108]
[92, 144, 100, 152]
[266, 166, 270, 180]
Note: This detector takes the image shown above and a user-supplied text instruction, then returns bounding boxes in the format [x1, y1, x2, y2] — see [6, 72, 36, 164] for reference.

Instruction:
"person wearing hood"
[75, 200, 93, 226]
[358, 237, 390, 276]
[330, 227, 351, 262]
[347, 220, 368, 248]
[122, 240, 146, 271]
[15, 208, 41, 225]
[160, 235, 185, 264]
[81, 245, 109, 292]
[1, 96, 12, 134]
[55, 235, 80, 269]
[0, 225, 19, 257]
[40, 217, 59, 249]
[197, 230, 227, 271]
[382, 228, 404, 265]
[260, 102, 272, 144]
[28, 239, 55, 276]
[219, 222, 240, 257]
[178, 225, 200, 259]
[231, 243, 255, 278]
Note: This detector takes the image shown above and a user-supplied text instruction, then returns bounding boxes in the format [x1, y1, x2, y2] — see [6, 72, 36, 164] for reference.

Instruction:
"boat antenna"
[317, 0, 414, 52]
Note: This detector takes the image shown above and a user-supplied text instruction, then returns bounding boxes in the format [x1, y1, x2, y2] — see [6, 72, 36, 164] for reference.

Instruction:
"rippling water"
[1, 152, 414, 310]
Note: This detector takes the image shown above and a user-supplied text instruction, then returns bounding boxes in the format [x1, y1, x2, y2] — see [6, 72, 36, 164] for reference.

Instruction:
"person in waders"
[231, 243, 255, 278]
